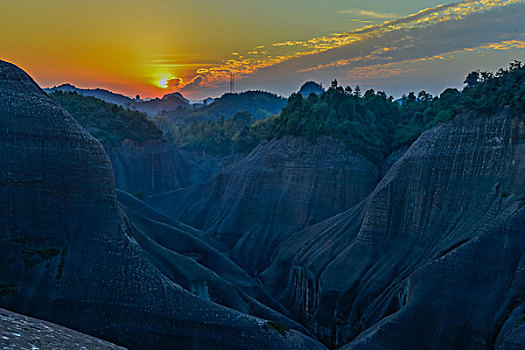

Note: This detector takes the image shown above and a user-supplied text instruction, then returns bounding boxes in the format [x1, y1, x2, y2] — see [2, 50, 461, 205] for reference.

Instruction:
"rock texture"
[0, 307, 125, 349]
[148, 136, 379, 274]
[105, 139, 207, 196]
[0, 60, 326, 350]
[117, 189, 310, 335]
[262, 110, 525, 349]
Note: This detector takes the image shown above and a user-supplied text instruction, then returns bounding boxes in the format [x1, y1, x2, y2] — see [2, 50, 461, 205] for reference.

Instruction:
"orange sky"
[2, 0, 524, 100]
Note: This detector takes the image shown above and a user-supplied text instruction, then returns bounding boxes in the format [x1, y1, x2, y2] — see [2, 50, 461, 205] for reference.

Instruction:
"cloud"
[171, 0, 525, 96]
[338, 9, 398, 19]
[243, 0, 525, 79]
[179, 75, 205, 93]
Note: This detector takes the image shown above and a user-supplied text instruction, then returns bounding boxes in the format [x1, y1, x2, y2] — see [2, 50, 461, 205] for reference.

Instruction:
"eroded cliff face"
[116, 189, 310, 335]
[262, 110, 525, 349]
[0, 60, 326, 350]
[148, 136, 379, 274]
[105, 139, 209, 196]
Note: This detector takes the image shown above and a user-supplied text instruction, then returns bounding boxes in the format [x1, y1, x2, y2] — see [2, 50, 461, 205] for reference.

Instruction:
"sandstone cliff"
[0, 60, 325, 350]
[105, 139, 209, 196]
[148, 136, 379, 274]
[262, 109, 525, 349]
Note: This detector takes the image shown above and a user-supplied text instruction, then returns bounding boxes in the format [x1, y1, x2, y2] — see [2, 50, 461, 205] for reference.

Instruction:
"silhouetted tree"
[464, 71, 481, 88]
[354, 85, 361, 98]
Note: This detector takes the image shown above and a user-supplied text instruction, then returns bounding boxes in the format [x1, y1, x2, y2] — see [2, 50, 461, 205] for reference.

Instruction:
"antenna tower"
[229, 72, 235, 93]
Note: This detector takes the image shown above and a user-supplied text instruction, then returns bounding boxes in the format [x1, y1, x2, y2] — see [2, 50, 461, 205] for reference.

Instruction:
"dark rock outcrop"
[0, 60, 326, 350]
[117, 189, 310, 334]
[0, 307, 125, 349]
[262, 110, 525, 349]
[148, 136, 379, 274]
[105, 139, 208, 196]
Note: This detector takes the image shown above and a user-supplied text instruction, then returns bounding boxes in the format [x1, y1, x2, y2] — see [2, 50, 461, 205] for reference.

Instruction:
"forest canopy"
[50, 91, 164, 146]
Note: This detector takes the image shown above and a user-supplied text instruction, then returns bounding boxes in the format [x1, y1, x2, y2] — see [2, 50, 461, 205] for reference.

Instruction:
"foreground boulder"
[148, 136, 378, 274]
[0, 307, 125, 349]
[0, 60, 325, 349]
[263, 109, 525, 349]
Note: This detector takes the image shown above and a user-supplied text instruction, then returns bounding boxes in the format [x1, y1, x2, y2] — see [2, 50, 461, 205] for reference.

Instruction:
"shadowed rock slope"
[116, 189, 311, 335]
[106, 139, 208, 196]
[148, 136, 379, 274]
[0, 60, 326, 349]
[48, 90, 208, 195]
[262, 109, 525, 349]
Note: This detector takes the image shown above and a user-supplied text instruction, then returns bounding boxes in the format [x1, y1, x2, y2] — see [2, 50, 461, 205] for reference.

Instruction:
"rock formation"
[105, 139, 208, 196]
[0, 307, 126, 349]
[0, 60, 326, 350]
[148, 136, 379, 274]
[262, 109, 525, 349]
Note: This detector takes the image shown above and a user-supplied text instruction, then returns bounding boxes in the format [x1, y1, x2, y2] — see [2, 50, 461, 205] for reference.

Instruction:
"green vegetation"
[22, 247, 61, 268]
[459, 60, 525, 113]
[158, 62, 524, 165]
[187, 91, 286, 121]
[0, 283, 17, 297]
[263, 84, 451, 165]
[132, 191, 146, 200]
[263, 321, 290, 336]
[516, 314, 525, 327]
[298, 81, 324, 97]
[50, 91, 164, 146]
[157, 63, 524, 166]
[265, 62, 525, 165]
[160, 111, 271, 156]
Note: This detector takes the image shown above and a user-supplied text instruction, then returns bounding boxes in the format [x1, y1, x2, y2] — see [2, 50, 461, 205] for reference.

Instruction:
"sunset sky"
[2, 0, 524, 100]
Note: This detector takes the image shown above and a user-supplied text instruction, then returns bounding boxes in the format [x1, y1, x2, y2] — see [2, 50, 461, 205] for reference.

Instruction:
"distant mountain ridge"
[45, 83, 190, 116]
[160, 90, 287, 121]
[45, 83, 134, 106]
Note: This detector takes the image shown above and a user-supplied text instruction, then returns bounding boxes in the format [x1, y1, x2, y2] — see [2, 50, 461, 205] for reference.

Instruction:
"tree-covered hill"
[155, 62, 524, 165]
[49, 91, 164, 146]
[158, 111, 272, 156]
[298, 81, 324, 97]
[159, 90, 286, 122]
[265, 61, 524, 165]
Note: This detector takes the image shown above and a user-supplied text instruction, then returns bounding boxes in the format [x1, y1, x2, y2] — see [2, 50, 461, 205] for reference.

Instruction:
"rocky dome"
[0, 59, 326, 350]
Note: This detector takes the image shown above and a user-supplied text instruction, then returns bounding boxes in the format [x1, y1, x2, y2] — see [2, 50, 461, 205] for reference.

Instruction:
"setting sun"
[157, 77, 169, 89]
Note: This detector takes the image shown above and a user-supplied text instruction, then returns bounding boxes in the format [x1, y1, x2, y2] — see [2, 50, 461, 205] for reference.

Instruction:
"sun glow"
[156, 74, 173, 89]
[154, 72, 185, 90]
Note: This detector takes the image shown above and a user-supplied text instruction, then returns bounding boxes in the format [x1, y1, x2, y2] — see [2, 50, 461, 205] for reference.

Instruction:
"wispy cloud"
[338, 9, 398, 19]
[173, 0, 525, 94]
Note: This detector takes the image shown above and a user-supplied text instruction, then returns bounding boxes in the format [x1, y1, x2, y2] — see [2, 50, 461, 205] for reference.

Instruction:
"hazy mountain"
[45, 83, 191, 116]
[179, 90, 287, 121]
[134, 91, 190, 116]
[298, 81, 324, 97]
[49, 90, 209, 195]
[45, 83, 135, 107]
